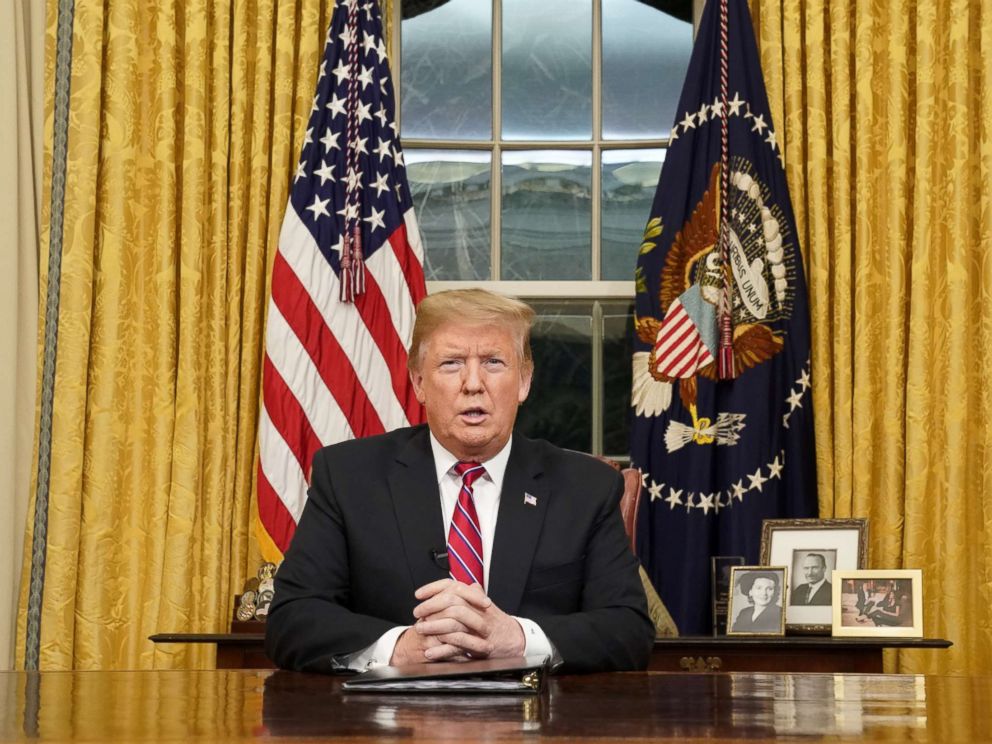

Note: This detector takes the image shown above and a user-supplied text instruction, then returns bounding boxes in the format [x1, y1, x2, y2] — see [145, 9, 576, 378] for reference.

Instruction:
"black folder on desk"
[342, 655, 547, 693]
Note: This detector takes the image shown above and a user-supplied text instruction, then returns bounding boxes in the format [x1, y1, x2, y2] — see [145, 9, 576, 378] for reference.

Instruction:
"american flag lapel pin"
[524, 493, 537, 507]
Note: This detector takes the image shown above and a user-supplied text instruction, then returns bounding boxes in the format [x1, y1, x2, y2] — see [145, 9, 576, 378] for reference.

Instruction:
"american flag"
[256, 0, 427, 559]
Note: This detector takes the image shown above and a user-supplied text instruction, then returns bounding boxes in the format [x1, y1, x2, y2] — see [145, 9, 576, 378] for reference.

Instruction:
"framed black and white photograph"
[760, 518, 868, 633]
[832, 569, 923, 638]
[726, 566, 788, 636]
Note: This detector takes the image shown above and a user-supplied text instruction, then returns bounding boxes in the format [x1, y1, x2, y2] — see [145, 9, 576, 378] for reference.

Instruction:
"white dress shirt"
[335, 434, 555, 670]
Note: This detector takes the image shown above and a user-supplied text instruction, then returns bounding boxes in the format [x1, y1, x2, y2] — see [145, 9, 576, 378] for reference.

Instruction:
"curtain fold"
[0, 0, 44, 670]
[754, 0, 992, 674]
[18, 0, 334, 670]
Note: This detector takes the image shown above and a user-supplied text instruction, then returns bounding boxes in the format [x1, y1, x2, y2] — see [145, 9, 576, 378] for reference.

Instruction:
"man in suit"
[788, 552, 831, 606]
[265, 289, 654, 674]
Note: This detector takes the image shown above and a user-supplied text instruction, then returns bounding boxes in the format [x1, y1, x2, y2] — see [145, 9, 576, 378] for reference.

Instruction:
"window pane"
[602, 0, 693, 139]
[602, 302, 635, 458]
[502, 0, 592, 140]
[601, 148, 665, 280]
[407, 150, 492, 280]
[401, 0, 492, 139]
[517, 304, 592, 452]
[501, 150, 592, 280]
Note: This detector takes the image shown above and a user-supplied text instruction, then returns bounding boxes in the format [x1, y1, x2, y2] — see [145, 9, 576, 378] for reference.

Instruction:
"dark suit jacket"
[265, 425, 655, 674]
[789, 580, 831, 606]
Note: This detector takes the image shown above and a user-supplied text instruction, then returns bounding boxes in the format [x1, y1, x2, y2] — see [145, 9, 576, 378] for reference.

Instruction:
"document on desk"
[342, 656, 548, 693]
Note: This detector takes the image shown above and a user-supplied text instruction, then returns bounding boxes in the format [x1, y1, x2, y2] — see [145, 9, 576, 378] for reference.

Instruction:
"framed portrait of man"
[726, 566, 788, 636]
[760, 518, 868, 633]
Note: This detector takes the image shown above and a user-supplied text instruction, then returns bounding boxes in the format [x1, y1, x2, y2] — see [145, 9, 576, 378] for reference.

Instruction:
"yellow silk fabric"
[18, 0, 335, 669]
[753, 0, 992, 674]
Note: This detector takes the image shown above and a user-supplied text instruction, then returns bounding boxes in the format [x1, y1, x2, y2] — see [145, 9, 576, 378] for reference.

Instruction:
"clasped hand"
[389, 579, 525, 665]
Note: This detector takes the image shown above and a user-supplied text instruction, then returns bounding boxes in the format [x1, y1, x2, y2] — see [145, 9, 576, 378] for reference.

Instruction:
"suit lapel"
[387, 427, 449, 590]
[488, 435, 548, 614]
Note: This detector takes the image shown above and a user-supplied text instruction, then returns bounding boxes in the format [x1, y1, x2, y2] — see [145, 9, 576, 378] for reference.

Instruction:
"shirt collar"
[428, 432, 513, 492]
[809, 578, 826, 592]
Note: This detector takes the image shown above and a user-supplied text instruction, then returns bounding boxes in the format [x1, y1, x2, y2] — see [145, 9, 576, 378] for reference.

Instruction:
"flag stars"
[379, 76, 390, 96]
[680, 111, 697, 131]
[640, 471, 648, 488]
[728, 92, 745, 116]
[337, 202, 360, 222]
[751, 113, 768, 134]
[339, 25, 355, 48]
[376, 39, 388, 63]
[356, 100, 373, 125]
[374, 138, 393, 160]
[305, 194, 331, 220]
[648, 481, 663, 502]
[696, 102, 709, 123]
[799, 369, 811, 390]
[710, 97, 724, 119]
[748, 468, 768, 492]
[345, 167, 363, 191]
[304, 126, 314, 147]
[697, 492, 715, 515]
[669, 127, 679, 143]
[331, 60, 351, 85]
[684, 492, 695, 513]
[787, 388, 804, 411]
[311, 94, 320, 113]
[731, 480, 746, 502]
[765, 129, 778, 151]
[768, 455, 784, 480]
[364, 206, 386, 232]
[665, 488, 683, 510]
[352, 134, 369, 156]
[374, 107, 389, 128]
[357, 65, 374, 89]
[314, 160, 336, 186]
[326, 93, 347, 118]
[371, 172, 390, 197]
[320, 128, 341, 152]
[362, 34, 379, 58]
[293, 160, 307, 183]
[393, 148, 405, 167]
[318, 59, 327, 82]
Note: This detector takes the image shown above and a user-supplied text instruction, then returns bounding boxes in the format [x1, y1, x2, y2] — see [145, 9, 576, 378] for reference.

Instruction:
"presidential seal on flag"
[632, 155, 802, 453]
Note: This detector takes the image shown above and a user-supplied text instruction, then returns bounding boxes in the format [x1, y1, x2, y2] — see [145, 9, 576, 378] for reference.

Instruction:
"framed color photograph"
[726, 566, 788, 636]
[760, 518, 868, 633]
[832, 569, 923, 638]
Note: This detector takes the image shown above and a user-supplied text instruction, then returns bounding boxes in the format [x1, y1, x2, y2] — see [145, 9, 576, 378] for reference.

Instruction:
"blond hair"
[408, 289, 535, 372]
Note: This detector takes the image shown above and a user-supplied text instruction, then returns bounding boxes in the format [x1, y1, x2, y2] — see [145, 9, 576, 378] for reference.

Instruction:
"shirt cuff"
[513, 616, 561, 668]
[332, 625, 408, 671]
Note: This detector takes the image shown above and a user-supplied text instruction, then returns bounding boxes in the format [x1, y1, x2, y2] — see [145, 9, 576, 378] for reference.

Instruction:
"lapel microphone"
[430, 548, 449, 571]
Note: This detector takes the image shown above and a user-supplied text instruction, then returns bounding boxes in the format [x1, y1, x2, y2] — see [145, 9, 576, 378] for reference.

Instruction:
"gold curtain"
[18, 0, 336, 669]
[753, 0, 992, 674]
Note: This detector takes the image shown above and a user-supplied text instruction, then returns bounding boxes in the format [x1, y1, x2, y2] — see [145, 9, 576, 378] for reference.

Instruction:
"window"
[394, 0, 695, 458]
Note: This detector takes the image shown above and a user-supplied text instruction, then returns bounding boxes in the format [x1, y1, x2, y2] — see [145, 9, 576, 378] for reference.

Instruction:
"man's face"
[802, 555, 826, 584]
[410, 322, 532, 462]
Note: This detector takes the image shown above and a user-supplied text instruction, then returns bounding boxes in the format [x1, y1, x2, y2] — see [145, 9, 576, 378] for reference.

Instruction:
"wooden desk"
[1, 669, 989, 742]
[150, 632, 951, 673]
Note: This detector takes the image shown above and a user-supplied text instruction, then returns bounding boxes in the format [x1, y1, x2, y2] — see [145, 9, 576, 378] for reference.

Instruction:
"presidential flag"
[630, 0, 817, 634]
[257, 0, 427, 560]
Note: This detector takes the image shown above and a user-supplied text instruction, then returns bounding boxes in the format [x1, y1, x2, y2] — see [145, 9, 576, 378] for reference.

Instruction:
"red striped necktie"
[448, 461, 487, 589]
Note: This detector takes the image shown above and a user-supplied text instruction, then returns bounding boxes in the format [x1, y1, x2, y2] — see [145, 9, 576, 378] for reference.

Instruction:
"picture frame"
[711, 556, 745, 635]
[831, 569, 923, 638]
[726, 566, 788, 636]
[759, 518, 868, 633]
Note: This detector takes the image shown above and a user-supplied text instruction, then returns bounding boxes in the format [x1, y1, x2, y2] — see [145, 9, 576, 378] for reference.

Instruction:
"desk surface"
[1, 669, 988, 743]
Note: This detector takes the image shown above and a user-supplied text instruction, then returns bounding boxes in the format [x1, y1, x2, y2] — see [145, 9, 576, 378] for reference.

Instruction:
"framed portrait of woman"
[726, 566, 788, 636]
